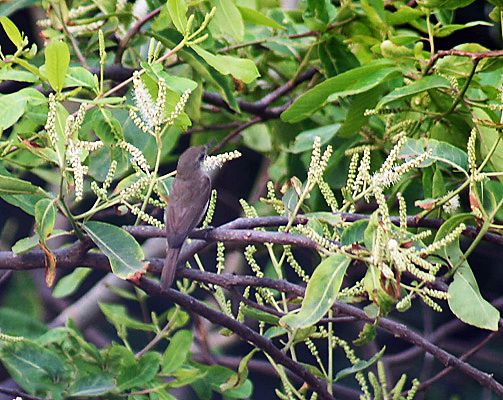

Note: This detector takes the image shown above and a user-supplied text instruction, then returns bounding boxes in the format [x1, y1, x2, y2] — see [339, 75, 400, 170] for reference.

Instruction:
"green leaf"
[280, 254, 351, 329]
[400, 138, 468, 173]
[0, 173, 43, 195]
[242, 305, 280, 325]
[242, 123, 272, 152]
[473, 108, 503, 182]
[288, 123, 341, 153]
[317, 35, 359, 77]
[211, 0, 244, 41]
[64, 66, 98, 89]
[0, 308, 47, 338]
[281, 60, 399, 123]
[0, 340, 70, 394]
[167, 0, 188, 34]
[191, 45, 260, 84]
[162, 330, 193, 374]
[435, 21, 492, 37]
[0, 86, 45, 130]
[0, 0, 38, 16]
[117, 352, 161, 390]
[83, 221, 145, 279]
[0, 193, 44, 216]
[53, 268, 92, 298]
[0, 16, 22, 48]
[220, 349, 258, 392]
[0, 91, 27, 130]
[69, 372, 116, 397]
[238, 6, 286, 30]
[44, 40, 70, 92]
[376, 75, 451, 109]
[34, 199, 56, 240]
[334, 347, 385, 381]
[449, 264, 500, 331]
[0, 68, 37, 83]
[341, 219, 368, 246]
[150, 30, 239, 111]
[99, 303, 156, 331]
[12, 234, 40, 254]
[434, 214, 500, 331]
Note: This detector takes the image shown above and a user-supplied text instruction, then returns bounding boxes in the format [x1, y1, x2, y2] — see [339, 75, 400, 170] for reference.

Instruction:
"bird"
[161, 145, 211, 291]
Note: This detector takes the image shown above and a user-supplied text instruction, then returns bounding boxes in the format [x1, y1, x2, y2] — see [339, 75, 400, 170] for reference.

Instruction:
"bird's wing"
[166, 174, 211, 248]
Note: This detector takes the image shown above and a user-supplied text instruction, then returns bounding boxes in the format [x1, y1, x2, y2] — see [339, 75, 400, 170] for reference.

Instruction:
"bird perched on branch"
[161, 145, 211, 291]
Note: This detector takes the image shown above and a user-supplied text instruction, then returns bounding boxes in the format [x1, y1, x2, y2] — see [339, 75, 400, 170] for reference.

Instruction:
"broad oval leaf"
[211, 0, 244, 41]
[162, 329, 193, 374]
[473, 108, 503, 182]
[376, 75, 451, 109]
[44, 40, 70, 92]
[167, 0, 188, 34]
[34, 199, 56, 240]
[69, 373, 116, 397]
[0, 16, 23, 49]
[53, 267, 92, 298]
[280, 254, 351, 329]
[281, 60, 399, 123]
[434, 214, 500, 331]
[191, 45, 260, 84]
[0, 173, 44, 195]
[83, 221, 145, 279]
[0, 340, 70, 393]
[288, 123, 341, 153]
[448, 264, 500, 331]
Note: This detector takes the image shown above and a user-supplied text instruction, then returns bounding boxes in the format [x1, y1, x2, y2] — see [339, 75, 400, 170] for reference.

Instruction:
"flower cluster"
[129, 72, 191, 137]
[203, 150, 242, 171]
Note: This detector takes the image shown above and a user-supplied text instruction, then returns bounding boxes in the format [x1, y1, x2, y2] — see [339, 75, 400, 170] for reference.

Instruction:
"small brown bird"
[161, 145, 211, 291]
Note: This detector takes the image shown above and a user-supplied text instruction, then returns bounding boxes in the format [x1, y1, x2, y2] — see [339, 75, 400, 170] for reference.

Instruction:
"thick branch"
[137, 277, 334, 400]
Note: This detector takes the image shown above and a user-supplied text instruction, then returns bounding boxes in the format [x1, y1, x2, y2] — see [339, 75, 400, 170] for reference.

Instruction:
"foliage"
[0, 0, 503, 399]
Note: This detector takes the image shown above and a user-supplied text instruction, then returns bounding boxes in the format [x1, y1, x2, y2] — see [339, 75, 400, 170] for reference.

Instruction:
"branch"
[425, 49, 503, 74]
[123, 214, 503, 247]
[115, 7, 162, 63]
[1, 249, 502, 395]
[137, 277, 335, 400]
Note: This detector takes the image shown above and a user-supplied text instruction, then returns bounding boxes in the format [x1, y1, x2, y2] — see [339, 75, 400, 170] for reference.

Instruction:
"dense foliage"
[0, 0, 502, 399]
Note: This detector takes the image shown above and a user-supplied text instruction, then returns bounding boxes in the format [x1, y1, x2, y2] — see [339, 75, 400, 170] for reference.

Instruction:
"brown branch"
[414, 329, 501, 394]
[1, 249, 502, 395]
[137, 277, 334, 400]
[123, 213, 503, 247]
[425, 49, 503, 74]
[115, 7, 162, 63]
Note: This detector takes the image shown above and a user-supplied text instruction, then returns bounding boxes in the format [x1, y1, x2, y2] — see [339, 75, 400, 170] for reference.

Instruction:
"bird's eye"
[198, 153, 205, 161]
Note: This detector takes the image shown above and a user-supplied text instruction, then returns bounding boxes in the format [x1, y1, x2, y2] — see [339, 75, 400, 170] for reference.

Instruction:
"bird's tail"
[161, 246, 181, 291]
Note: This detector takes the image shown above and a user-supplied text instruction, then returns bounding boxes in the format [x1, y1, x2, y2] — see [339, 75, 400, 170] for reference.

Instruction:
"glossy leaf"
[167, 0, 188, 34]
[192, 45, 260, 84]
[0, 340, 70, 393]
[83, 221, 145, 279]
[281, 60, 398, 123]
[162, 329, 193, 374]
[434, 214, 500, 331]
[0, 16, 23, 48]
[100, 303, 156, 332]
[117, 352, 161, 390]
[280, 254, 351, 329]
[289, 123, 341, 153]
[44, 40, 70, 92]
[376, 75, 451, 109]
[0, 173, 43, 195]
[34, 199, 56, 240]
[211, 0, 244, 41]
[449, 264, 500, 331]
[238, 6, 286, 30]
[69, 373, 116, 397]
[53, 267, 92, 298]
